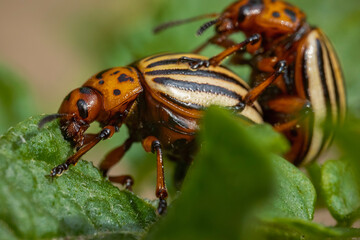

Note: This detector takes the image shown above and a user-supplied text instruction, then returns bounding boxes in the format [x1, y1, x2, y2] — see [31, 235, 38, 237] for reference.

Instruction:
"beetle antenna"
[154, 13, 219, 34]
[196, 18, 220, 36]
[38, 113, 69, 128]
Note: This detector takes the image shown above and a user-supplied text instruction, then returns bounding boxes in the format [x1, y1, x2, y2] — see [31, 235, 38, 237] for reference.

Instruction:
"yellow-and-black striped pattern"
[135, 53, 263, 123]
[296, 28, 346, 164]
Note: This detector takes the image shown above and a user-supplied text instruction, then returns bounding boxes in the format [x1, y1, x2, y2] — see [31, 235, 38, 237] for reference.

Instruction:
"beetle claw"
[157, 198, 167, 215]
[49, 163, 69, 178]
[178, 56, 210, 69]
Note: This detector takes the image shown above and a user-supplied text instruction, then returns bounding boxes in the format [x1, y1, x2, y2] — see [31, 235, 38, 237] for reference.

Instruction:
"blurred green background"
[0, 0, 359, 224]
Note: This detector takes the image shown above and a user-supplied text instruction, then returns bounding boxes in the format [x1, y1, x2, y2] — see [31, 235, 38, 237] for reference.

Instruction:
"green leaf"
[247, 124, 290, 155]
[258, 217, 360, 240]
[0, 115, 157, 239]
[332, 115, 360, 179]
[321, 160, 360, 226]
[146, 107, 275, 240]
[306, 162, 326, 207]
[260, 155, 316, 221]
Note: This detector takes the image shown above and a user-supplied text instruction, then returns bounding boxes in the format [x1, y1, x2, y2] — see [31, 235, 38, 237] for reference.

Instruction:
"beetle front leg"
[266, 96, 312, 132]
[99, 137, 135, 190]
[108, 175, 134, 191]
[49, 126, 116, 178]
[182, 34, 262, 69]
[243, 60, 287, 106]
[142, 136, 168, 215]
[192, 33, 236, 54]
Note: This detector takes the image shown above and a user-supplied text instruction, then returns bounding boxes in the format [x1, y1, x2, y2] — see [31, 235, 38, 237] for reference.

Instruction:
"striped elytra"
[39, 52, 264, 214]
[155, 0, 346, 165]
[290, 28, 346, 164]
[136, 53, 263, 123]
[253, 26, 347, 165]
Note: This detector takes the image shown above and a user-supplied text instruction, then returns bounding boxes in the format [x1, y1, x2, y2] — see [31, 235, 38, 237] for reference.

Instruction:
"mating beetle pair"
[40, 0, 346, 214]
[156, 0, 346, 165]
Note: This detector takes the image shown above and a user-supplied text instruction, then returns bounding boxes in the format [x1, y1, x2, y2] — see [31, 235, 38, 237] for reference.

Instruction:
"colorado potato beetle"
[39, 53, 286, 214]
[155, 0, 346, 165]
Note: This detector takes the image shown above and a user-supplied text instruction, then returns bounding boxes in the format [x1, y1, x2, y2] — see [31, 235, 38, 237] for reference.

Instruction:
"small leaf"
[260, 155, 316, 221]
[332, 115, 360, 181]
[0, 116, 157, 239]
[258, 217, 360, 240]
[306, 162, 326, 207]
[146, 107, 275, 240]
[321, 159, 360, 225]
[247, 124, 290, 155]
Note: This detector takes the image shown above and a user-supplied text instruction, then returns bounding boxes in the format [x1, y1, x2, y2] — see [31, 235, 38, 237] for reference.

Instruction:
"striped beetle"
[156, 0, 346, 165]
[39, 53, 286, 214]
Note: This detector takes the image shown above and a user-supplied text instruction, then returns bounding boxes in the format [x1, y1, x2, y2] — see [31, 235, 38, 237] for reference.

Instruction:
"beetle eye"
[76, 99, 89, 119]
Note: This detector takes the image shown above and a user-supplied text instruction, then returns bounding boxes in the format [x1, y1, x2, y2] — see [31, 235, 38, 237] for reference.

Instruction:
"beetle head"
[39, 87, 103, 147]
[58, 87, 103, 146]
[216, 0, 305, 37]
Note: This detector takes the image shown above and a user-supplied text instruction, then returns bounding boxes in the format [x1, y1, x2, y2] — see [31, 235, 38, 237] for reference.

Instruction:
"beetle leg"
[108, 175, 134, 191]
[184, 34, 261, 69]
[243, 60, 287, 106]
[49, 125, 116, 178]
[99, 137, 134, 176]
[82, 133, 97, 145]
[273, 119, 300, 132]
[267, 96, 311, 114]
[193, 33, 236, 54]
[74, 133, 97, 151]
[256, 56, 280, 73]
[142, 136, 168, 215]
[207, 33, 262, 67]
[267, 96, 312, 132]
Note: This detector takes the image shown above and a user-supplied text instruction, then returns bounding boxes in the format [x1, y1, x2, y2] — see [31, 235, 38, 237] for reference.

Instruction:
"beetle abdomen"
[136, 53, 263, 123]
[295, 28, 346, 164]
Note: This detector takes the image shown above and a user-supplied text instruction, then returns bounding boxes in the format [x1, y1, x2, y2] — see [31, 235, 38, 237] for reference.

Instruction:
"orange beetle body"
[40, 53, 263, 214]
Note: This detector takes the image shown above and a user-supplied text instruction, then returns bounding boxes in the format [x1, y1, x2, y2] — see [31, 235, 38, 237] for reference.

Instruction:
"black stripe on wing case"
[322, 38, 342, 124]
[146, 57, 206, 69]
[143, 53, 176, 63]
[146, 68, 249, 89]
[153, 77, 241, 99]
[316, 38, 333, 154]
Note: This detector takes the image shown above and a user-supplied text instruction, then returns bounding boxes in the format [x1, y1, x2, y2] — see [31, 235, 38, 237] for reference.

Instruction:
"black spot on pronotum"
[77, 99, 88, 119]
[272, 11, 280, 18]
[238, 6, 248, 22]
[113, 89, 121, 96]
[99, 80, 104, 85]
[118, 74, 134, 83]
[111, 71, 120, 75]
[96, 69, 110, 80]
[238, 0, 263, 23]
[79, 87, 92, 94]
[284, 8, 297, 23]
[249, 0, 263, 4]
